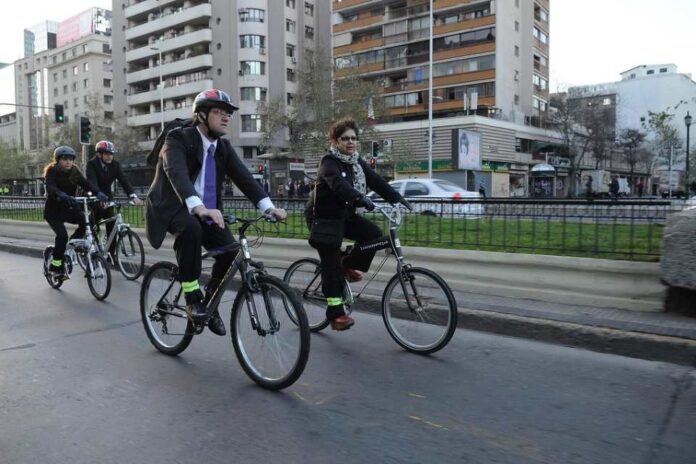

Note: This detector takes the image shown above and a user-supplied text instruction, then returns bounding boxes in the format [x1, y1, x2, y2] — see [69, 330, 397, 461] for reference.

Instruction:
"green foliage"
[0, 139, 31, 180]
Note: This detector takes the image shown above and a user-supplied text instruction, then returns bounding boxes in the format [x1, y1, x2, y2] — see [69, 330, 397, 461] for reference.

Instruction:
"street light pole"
[150, 45, 164, 132]
[685, 111, 692, 195]
[427, 0, 433, 178]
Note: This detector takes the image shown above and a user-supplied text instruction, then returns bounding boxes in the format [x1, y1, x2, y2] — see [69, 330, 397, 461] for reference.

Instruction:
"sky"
[1, 1, 695, 102]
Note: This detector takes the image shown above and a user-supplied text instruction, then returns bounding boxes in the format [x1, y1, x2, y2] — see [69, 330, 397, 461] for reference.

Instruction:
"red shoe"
[344, 268, 363, 283]
[329, 315, 355, 331]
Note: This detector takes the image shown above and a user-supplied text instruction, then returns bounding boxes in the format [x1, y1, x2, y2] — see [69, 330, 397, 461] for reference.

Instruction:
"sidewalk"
[1, 219, 695, 366]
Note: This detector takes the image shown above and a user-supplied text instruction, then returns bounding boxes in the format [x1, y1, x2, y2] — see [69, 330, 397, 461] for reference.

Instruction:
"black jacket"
[86, 157, 135, 200]
[145, 126, 268, 249]
[307, 152, 402, 220]
[43, 165, 99, 220]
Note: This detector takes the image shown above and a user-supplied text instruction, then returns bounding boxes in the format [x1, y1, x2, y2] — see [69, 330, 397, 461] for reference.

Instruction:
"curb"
[1, 241, 693, 367]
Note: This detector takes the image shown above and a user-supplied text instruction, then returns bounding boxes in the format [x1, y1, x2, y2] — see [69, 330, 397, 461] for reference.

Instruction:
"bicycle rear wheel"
[283, 258, 330, 332]
[140, 262, 193, 355]
[382, 267, 457, 354]
[86, 253, 111, 300]
[231, 274, 310, 390]
[43, 246, 64, 289]
[116, 229, 145, 280]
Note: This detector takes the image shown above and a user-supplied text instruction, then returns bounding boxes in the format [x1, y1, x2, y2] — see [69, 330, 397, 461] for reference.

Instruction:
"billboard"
[453, 129, 481, 171]
[57, 8, 112, 47]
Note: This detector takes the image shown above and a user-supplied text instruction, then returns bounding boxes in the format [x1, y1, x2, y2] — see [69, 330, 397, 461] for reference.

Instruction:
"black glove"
[398, 198, 414, 212]
[355, 195, 375, 211]
[57, 191, 77, 208]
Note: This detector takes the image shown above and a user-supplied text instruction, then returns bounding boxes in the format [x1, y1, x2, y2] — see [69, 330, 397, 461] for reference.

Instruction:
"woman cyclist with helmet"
[86, 140, 143, 257]
[43, 146, 108, 278]
[144, 88, 286, 337]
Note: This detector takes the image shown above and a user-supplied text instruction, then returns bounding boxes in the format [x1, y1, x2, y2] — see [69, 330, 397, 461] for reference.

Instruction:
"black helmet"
[192, 89, 238, 116]
[53, 146, 76, 159]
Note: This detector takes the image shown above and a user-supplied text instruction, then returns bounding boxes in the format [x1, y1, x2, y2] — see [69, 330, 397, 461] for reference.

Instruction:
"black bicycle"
[140, 215, 310, 390]
[284, 205, 457, 355]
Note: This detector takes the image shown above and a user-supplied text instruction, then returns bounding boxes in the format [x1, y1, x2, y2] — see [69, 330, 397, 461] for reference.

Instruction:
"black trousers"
[309, 214, 383, 314]
[46, 211, 86, 261]
[168, 210, 237, 287]
[93, 205, 116, 253]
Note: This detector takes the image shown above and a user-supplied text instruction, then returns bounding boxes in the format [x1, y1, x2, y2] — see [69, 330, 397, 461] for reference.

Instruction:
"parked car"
[368, 178, 483, 216]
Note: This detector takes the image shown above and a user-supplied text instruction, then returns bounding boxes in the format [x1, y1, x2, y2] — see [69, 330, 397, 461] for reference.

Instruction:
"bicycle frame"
[65, 197, 101, 277]
[92, 202, 131, 259]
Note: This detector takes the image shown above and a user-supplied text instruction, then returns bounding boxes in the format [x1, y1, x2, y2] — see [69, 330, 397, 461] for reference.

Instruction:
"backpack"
[146, 118, 194, 167]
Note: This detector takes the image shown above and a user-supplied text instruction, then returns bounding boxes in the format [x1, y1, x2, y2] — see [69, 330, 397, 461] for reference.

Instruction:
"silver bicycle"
[43, 196, 112, 301]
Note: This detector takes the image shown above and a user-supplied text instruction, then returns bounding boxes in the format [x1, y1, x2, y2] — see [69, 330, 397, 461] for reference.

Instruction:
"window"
[73, 66, 78, 75]
[239, 7, 265, 23]
[72, 82, 77, 91]
[515, 45, 519, 57]
[533, 27, 548, 44]
[287, 92, 295, 106]
[53, 72, 58, 81]
[305, 26, 314, 39]
[240, 34, 265, 49]
[304, 2, 314, 16]
[73, 97, 78, 107]
[241, 114, 263, 132]
[84, 63, 89, 72]
[52, 56, 57, 64]
[647, 70, 654, 75]
[515, 21, 519, 32]
[62, 52, 66, 60]
[83, 44, 88, 53]
[62, 69, 67, 78]
[71, 47, 77, 57]
[53, 88, 58, 97]
[405, 182, 429, 196]
[240, 61, 266, 75]
[286, 68, 296, 82]
[63, 85, 68, 94]
[243, 146, 255, 159]
[104, 95, 113, 104]
[286, 44, 295, 58]
[84, 95, 89, 104]
[514, 94, 519, 105]
[286, 19, 296, 33]
[240, 87, 267, 101]
[103, 78, 111, 88]
[603, 98, 612, 106]
[286, 0, 295, 8]
[660, 67, 668, 73]
[83, 79, 89, 88]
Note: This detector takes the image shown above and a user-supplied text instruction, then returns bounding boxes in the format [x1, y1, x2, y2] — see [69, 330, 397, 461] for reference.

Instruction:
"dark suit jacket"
[306, 152, 402, 220]
[145, 126, 268, 249]
[43, 165, 99, 220]
[86, 157, 135, 200]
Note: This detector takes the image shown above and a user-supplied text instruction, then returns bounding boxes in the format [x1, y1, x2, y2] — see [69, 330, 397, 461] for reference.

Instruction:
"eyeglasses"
[210, 108, 233, 118]
[339, 136, 359, 142]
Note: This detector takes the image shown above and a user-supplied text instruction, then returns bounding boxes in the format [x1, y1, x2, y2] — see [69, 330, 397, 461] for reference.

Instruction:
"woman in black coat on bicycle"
[43, 146, 106, 278]
[306, 118, 409, 331]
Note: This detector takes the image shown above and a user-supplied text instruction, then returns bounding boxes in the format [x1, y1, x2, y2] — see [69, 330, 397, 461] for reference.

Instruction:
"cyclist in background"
[86, 140, 143, 257]
[43, 146, 107, 278]
[145, 89, 286, 336]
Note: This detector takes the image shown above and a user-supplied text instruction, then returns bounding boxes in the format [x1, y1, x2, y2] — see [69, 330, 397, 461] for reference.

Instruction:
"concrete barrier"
[0, 219, 664, 312]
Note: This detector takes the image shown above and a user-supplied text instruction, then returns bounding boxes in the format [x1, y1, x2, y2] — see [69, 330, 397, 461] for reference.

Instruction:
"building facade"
[331, 0, 556, 197]
[112, 0, 330, 172]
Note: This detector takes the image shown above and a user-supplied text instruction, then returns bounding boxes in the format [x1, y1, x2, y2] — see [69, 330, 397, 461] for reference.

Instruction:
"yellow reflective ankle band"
[326, 297, 343, 306]
[182, 280, 200, 293]
[51, 259, 62, 266]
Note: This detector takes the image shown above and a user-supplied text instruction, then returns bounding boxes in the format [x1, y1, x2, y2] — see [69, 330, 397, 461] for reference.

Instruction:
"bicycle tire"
[230, 274, 310, 390]
[116, 229, 145, 280]
[283, 258, 330, 332]
[140, 262, 193, 356]
[43, 246, 64, 289]
[382, 267, 457, 354]
[86, 253, 111, 301]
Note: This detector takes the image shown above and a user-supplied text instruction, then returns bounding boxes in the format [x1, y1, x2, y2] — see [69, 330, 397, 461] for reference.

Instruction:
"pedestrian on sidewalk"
[305, 117, 410, 331]
[43, 146, 105, 279]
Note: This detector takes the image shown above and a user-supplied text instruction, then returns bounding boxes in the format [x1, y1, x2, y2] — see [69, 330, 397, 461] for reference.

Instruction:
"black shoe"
[184, 289, 207, 320]
[48, 263, 68, 279]
[207, 310, 226, 336]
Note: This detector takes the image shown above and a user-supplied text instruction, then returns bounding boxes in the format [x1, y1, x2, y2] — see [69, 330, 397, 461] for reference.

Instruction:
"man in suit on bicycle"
[145, 89, 286, 336]
[86, 140, 143, 257]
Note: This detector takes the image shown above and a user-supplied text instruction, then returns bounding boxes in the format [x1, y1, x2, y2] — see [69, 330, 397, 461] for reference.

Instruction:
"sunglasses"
[339, 136, 359, 142]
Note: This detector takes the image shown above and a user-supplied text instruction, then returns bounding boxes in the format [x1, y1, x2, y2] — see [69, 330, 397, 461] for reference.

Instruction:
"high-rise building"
[24, 21, 58, 58]
[331, 0, 557, 197]
[112, 0, 330, 169]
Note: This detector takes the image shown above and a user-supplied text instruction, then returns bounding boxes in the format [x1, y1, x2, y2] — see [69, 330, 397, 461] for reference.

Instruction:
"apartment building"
[112, 0, 330, 172]
[331, 0, 557, 197]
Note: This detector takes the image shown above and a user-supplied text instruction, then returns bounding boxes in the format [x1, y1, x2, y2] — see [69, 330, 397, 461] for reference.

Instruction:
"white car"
[368, 178, 483, 216]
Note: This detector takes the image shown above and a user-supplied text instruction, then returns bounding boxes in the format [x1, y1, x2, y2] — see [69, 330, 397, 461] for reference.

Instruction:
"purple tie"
[203, 144, 217, 210]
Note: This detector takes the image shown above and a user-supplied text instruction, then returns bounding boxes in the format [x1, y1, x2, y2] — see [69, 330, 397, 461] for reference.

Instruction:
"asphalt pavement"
[0, 251, 694, 464]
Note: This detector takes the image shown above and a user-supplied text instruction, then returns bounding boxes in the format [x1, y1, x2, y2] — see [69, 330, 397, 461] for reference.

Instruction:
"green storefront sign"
[481, 161, 511, 172]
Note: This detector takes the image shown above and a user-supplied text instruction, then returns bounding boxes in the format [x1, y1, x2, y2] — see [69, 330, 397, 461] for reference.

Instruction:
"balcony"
[126, 54, 213, 85]
[124, 0, 179, 20]
[126, 29, 212, 63]
[334, 37, 384, 56]
[384, 69, 496, 94]
[434, 0, 481, 10]
[125, 3, 212, 42]
[333, 13, 383, 34]
[386, 95, 495, 116]
[335, 61, 384, 78]
[434, 41, 495, 61]
[128, 106, 191, 127]
[332, 0, 372, 12]
[434, 15, 496, 36]
[127, 79, 213, 106]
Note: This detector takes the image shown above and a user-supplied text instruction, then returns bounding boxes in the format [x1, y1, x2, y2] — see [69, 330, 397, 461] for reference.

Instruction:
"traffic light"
[54, 104, 64, 123]
[371, 141, 379, 157]
[79, 116, 91, 145]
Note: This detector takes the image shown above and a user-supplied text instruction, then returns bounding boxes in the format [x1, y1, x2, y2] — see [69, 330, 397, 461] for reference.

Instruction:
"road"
[0, 251, 694, 464]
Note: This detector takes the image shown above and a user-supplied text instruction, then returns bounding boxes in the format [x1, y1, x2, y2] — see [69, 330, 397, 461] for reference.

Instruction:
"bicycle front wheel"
[382, 267, 457, 354]
[231, 274, 310, 390]
[86, 253, 111, 300]
[283, 258, 330, 332]
[116, 229, 145, 280]
[140, 262, 193, 355]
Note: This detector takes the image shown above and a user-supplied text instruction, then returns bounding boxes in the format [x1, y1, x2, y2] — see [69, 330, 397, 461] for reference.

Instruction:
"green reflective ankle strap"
[326, 297, 343, 306]
[51, 259, 62, 267]
[182, 280, 200, 293]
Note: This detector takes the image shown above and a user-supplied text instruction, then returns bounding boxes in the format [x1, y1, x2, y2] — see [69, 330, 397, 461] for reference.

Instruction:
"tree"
[549, 93, 591, 197]
[617, 128, 648, 184]
[642, 110, 684, 191]
[0, 139, 31, 180]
